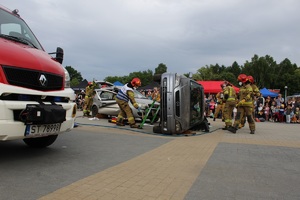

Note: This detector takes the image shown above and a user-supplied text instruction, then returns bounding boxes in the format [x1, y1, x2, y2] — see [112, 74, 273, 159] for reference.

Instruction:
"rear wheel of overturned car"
[91, 105, 98, 117]
[23, 135, 58, 148]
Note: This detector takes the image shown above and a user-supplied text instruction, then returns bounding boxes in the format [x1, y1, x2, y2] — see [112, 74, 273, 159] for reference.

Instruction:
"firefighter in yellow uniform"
[83, 81, 97, 116]
[239, 75, 260, 128]
[213, 84, 225, 121]
[228, 74, 255, 134]
[222, 81, 237, 130]
[116, 78, 141, 128]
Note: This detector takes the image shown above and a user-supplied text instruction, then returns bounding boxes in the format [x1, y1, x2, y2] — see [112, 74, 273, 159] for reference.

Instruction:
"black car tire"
[91, 105, 98, 117]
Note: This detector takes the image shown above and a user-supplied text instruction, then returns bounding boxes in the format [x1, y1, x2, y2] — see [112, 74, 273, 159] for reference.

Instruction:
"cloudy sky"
[1, 0, 300, 81]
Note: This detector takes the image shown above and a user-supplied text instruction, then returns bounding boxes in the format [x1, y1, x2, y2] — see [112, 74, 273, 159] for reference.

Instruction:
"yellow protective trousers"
[116, 98, 136, 125]
[223, 100, 236, 127]
[233, 106, 255, 131]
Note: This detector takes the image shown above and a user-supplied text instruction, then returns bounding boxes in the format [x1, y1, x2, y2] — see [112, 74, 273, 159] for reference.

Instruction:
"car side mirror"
[55, 47, 64, 64]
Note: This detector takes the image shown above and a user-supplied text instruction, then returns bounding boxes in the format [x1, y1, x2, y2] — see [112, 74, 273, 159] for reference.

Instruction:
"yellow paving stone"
[40, 118, 300, 200]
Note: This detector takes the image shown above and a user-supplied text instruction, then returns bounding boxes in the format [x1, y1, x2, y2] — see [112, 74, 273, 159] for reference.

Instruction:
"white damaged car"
[91, 88, 160, 121]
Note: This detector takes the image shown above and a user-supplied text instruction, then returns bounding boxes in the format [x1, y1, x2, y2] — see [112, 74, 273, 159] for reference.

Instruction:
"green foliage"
[65, 66, 83, 87]
[155, 63, 167, 75]
[70, 78, 80, 87]
[78, 57, 300, 95]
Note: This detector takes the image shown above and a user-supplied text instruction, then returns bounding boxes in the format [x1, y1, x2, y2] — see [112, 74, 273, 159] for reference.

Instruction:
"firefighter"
[222, 81, 237, 130]
[239, 75, 260, 128]
[83, 81, 97, 116]
[116, 78, 141, 128]
[213, 84, 225, 121]
[228, 74, 255, 134]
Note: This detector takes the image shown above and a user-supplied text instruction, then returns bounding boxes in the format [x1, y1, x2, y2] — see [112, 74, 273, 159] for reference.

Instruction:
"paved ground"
[39, 112, 300, 200]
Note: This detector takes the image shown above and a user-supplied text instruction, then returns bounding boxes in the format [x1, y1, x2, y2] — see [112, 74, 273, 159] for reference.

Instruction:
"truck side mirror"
[55, 47, 64, 64]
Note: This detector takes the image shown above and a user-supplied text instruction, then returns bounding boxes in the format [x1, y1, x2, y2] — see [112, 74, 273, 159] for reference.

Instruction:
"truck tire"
[23, 135, 58, 148]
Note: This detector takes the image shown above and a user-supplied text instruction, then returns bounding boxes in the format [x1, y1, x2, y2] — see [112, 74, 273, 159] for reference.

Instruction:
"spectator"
[265, 96, 272, 107]
[291, 107, 300, 123]
[275, 94, 284, 107]
[257, 94, 265, 109]
[146, 89, 152, 100]
[264, 103, 270, 121]
[256, 110, 266, 122]
[293, 97, 300, 112]
[151, 87, 160, 102]
[285, 104, 293, 123]
[76, 90, 85, 110]
[209, 99, 216, 118]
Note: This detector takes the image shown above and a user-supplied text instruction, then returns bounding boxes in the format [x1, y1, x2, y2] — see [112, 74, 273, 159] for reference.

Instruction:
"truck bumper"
[0, 101, 76, 141]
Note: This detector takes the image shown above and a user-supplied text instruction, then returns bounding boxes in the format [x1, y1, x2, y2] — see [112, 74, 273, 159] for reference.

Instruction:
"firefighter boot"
[222, 126, 228, 130]
[238, 124, 244, 129]
[130, 124, 139, 128]
[116, 118, 125, 126]
[228, 126, 237, 134]
[250, 130, 255, 134]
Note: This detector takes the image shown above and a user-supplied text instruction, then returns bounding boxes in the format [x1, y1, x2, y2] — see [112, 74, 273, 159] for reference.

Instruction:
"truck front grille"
[2, 66, 63, 91]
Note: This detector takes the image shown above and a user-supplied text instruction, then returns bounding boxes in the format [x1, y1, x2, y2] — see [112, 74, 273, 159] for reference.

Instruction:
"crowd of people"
[205, 75, 300, 134]
[139, 87, 161, 102]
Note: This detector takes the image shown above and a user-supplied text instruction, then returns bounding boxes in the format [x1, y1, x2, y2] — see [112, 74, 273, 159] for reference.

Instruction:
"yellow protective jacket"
[238, 84, 253, 107]
[251, 84, 260, 97]
[116, 83, 139, 108]
[85, 82, 97, 97]
[215, 92, 224, 105]
[223, 86, 236, 102]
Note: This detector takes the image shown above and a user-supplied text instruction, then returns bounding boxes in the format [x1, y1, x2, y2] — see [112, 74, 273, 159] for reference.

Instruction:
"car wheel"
[91, 105, 98, 117]
[23, 135, 58, 148]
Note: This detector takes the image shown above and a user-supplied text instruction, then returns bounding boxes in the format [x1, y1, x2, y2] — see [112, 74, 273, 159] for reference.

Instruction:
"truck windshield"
[0, 8, 43, 50]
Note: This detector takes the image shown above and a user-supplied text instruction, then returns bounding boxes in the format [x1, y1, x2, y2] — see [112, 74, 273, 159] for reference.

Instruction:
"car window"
[134, 90, 147, 99]
[100, 91, 114, 100]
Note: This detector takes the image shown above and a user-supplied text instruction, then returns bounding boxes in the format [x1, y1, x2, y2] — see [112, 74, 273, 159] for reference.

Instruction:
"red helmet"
[88, 81, 92, 85]
[247, 75, 254, 84]
[237, 74, 248, 83]
[131, 78, 141, 87]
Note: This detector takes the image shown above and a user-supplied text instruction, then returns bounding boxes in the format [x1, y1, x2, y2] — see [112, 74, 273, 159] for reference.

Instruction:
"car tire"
[91, 105, 98, 117]
[23, 135, 58, 148]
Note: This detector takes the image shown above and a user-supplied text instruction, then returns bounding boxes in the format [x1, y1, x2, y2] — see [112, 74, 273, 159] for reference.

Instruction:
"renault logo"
[39, 74, 47, 86]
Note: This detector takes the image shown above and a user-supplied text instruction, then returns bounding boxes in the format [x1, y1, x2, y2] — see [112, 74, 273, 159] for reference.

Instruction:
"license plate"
[25, 123, 61, 136]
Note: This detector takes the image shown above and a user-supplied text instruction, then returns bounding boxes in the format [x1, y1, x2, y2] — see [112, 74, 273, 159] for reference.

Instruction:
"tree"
[65, 66, 83, 87]
[155, 63, 167, 75]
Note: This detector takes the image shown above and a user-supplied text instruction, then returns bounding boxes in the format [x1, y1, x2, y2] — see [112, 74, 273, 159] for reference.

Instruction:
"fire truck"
[0, 5, 77, 147]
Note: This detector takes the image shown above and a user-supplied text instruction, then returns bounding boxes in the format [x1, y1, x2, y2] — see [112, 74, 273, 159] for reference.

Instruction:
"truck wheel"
[23, 135, 58, 148]
[91, 105, 98, 117]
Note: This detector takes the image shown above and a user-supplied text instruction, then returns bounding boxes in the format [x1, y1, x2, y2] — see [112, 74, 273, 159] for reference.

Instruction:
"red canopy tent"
[197, 81, 240, 94]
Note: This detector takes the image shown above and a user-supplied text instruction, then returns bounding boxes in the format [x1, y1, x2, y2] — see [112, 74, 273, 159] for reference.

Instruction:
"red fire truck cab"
[0, 5, 77, 147]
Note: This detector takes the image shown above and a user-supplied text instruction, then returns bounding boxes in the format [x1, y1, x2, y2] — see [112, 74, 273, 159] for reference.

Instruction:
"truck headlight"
[63, 67, 70, 88]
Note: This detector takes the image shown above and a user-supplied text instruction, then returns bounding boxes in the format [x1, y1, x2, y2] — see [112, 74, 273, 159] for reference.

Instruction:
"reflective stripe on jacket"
[224, 86, 236, 102]
[116, 83, 133, 102]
